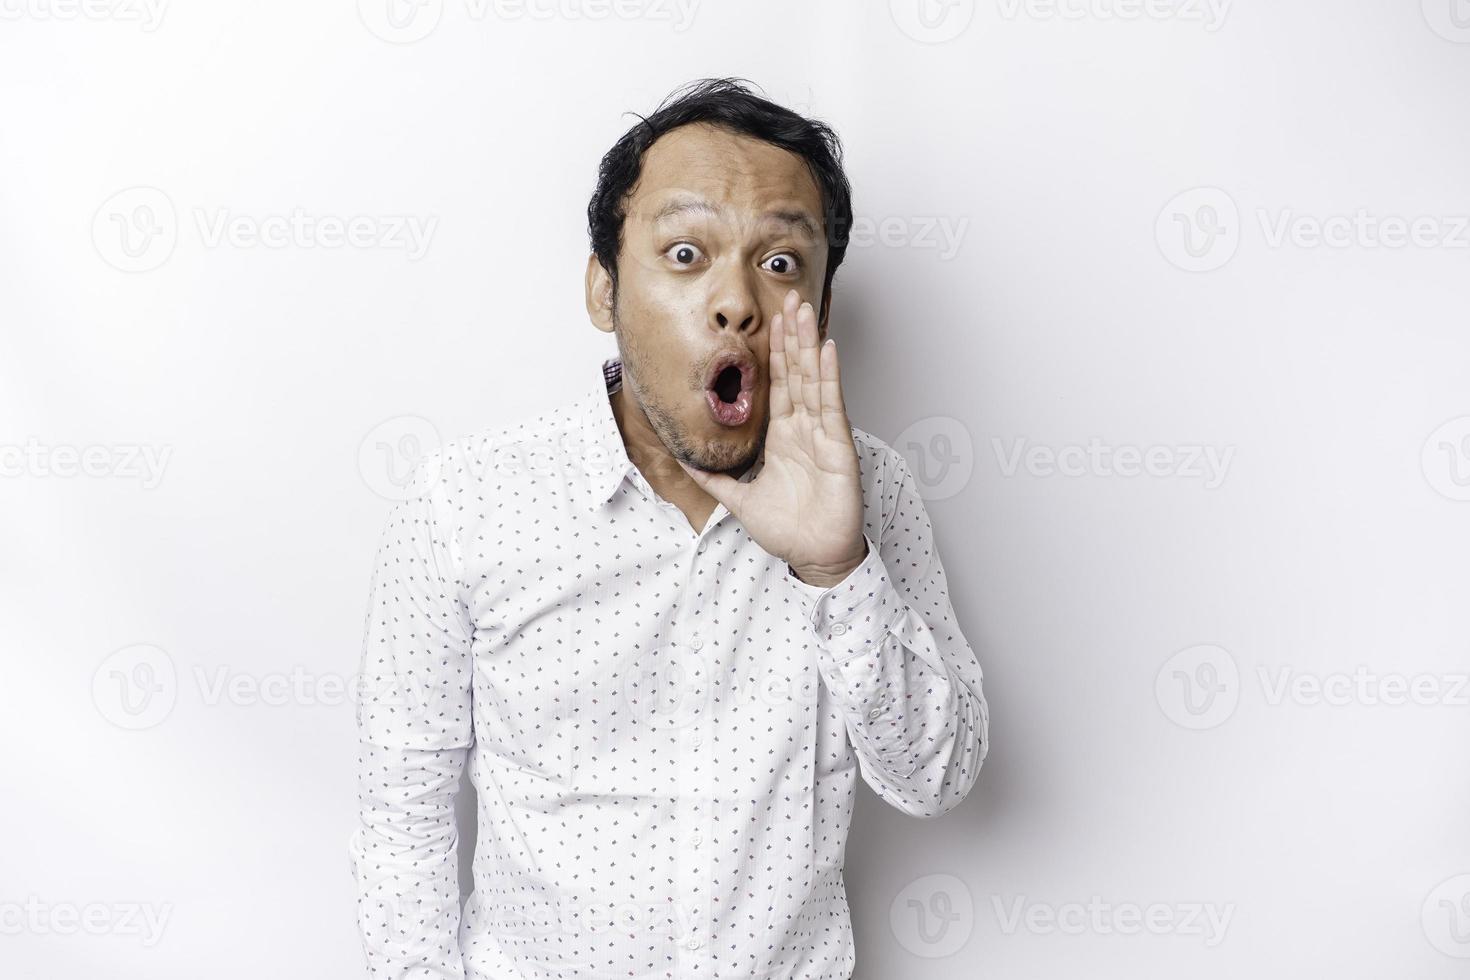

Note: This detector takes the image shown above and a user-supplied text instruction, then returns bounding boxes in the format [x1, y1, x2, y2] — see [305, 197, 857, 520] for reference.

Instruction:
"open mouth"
[703, 350, 756, 427]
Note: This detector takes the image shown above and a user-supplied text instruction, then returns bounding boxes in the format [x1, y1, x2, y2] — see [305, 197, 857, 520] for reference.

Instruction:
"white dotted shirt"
[349, 355, 989, 979]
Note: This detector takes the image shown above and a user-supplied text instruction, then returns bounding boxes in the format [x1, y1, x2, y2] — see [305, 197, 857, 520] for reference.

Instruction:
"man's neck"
[609, 384, 752, 526]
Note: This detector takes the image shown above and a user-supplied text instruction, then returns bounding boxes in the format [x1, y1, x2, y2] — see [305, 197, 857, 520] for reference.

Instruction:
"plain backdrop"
[3, 1, 1469, 977]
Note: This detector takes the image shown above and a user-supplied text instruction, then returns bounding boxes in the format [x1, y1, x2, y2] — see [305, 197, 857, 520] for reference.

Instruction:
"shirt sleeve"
[784, 448, 989, 819]
[348, 457, 474, 978]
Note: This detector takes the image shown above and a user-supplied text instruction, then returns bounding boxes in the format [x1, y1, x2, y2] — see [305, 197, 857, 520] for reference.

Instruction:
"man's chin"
[681, 443, 758, 476]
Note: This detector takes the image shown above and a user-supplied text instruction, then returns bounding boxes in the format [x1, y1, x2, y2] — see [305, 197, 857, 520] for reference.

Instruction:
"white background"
[3, 0, 1469, 976]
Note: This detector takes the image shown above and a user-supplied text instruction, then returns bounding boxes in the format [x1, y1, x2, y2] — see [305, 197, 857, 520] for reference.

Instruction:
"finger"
[676, 457, 748, 518]
[768, 310, 793, 419]
[781, 289, 805, 415]
[797, 299, 822, 416]
[818, 335, 850, 443]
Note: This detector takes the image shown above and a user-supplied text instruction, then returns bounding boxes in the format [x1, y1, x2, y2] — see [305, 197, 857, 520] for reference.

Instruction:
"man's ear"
[585, 254, 615, 334]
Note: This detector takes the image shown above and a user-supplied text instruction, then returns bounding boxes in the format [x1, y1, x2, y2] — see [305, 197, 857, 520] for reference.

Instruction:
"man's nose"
[708, 269, 760, 334]
[714, 308, 757, 332]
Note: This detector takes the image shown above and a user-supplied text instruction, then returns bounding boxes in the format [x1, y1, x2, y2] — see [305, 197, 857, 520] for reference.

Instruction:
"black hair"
[586, 77, 854, 314]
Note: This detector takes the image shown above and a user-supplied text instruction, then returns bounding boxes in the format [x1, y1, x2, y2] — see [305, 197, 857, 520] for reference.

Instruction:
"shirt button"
[691, 833, 703, 846]
[691, 733, 703, 747]
[685, 937, 700, 950]
[830, 622, 848, 636]
[689, 634, 704, 650]
[868, 706, 883, 720]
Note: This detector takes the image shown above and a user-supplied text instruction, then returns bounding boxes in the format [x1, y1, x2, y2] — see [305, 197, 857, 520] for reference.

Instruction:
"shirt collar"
[577, 354, 764, 514]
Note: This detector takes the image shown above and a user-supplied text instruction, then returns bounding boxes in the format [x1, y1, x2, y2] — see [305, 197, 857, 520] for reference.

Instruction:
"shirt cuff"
[784, 532, 905, 663]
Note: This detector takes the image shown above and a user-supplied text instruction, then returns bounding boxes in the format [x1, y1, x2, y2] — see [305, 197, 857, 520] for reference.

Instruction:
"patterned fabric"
[349, 355, 989, 979]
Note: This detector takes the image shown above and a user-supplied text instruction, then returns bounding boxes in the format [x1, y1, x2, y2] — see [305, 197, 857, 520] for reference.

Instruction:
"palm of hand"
[678, 289, 867, 578]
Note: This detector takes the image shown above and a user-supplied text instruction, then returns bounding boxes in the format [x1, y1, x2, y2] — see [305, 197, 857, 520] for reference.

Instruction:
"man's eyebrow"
[651, 198, 822, 239]
[763, 208, 822, 239]
[651, 198, 721, 223]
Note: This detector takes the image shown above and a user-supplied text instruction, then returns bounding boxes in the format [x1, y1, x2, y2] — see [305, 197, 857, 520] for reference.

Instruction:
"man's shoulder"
[847, 424, 910, 538]
[409, 391, 588, 499]
[849, 423, 905, 485]
[849, 423, 892, 463]
[459, 394, 584, 459]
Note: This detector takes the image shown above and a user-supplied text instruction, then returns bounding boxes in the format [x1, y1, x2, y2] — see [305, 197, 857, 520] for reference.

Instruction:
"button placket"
[674, 530, 715, 969]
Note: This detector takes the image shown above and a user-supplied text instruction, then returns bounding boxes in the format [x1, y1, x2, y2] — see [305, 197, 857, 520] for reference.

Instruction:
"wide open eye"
[665, 242, 705, 266]
[761, 251, 802, 276]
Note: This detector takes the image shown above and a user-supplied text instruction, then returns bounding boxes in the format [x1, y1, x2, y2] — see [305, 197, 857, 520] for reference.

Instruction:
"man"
[349, 77, 989, 980]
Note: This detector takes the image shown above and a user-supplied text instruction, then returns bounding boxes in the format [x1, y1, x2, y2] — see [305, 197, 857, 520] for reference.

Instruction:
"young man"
[349, 77, 989, 980]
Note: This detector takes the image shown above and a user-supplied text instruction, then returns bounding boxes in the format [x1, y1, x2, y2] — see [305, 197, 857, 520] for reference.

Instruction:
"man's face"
[589, 122, 830, 475]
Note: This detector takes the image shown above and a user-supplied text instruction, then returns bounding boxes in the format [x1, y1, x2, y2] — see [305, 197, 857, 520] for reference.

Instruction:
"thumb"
[676, 457, 742, 512]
